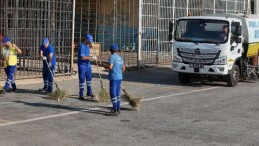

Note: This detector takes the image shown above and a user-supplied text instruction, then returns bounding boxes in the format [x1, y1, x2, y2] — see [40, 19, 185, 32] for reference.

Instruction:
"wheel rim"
[233, 68, 239, 81]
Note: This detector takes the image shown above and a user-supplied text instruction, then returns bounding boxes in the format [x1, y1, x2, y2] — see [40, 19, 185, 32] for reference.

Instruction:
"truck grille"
[177, 48, 220, 64]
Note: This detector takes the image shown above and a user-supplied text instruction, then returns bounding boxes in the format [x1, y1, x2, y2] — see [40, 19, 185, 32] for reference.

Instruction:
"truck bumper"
[172, 62, 228, 75]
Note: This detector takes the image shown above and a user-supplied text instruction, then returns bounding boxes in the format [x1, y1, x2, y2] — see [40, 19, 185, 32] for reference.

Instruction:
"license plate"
[189, 64, 204, 68]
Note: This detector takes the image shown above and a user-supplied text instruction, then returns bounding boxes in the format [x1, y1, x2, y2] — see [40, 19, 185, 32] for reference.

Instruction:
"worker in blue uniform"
[39, 38, 56, 94]
[102, 44, 125, 116]
[78, 34, 96, 100]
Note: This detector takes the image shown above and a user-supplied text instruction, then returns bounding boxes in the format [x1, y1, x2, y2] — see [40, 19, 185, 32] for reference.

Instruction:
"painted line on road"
[124, 82, 182, 90]
[0, 87, 219, 127]
[142, 87, 219, 102]
[0, 107, 100, 127]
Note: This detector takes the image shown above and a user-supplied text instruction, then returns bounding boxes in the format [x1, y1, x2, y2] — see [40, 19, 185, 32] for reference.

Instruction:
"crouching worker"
[102, 44, 125, 116]
[1, 37, 22, 93]
[39, 38, 56, 94]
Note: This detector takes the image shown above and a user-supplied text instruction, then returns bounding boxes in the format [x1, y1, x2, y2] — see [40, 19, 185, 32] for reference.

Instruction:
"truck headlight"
[214, 56, 227, 65]
[173, 54, 183, 63]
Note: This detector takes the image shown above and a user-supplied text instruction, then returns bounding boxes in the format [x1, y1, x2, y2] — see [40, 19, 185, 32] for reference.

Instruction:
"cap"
[3, 37, 11, 45]
[85, 34, 93, 43]
[110, 44, 119, 51]
[42, 38, 49, 45]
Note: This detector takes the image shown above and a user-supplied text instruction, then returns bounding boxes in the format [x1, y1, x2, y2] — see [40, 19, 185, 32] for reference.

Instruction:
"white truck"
[169, 14, 259, 86]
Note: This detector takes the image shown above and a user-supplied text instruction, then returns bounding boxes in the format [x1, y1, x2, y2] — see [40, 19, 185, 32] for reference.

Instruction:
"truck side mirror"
[235, 25, 242, 36]
[169, 20, 174, 42]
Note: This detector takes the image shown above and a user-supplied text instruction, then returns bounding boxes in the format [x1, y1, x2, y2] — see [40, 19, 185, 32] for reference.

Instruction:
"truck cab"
[170, 15, 251, 87]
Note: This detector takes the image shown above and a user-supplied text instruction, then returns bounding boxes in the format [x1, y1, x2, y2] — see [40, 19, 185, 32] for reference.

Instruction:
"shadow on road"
[92, 66, 233, 87]
[13, 100, 109, 116]
[14, 89, 46, 95]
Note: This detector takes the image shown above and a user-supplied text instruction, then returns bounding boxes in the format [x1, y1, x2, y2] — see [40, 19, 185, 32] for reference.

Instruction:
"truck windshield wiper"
[177, 38, 193, 42]
[202, 40, 220, 46]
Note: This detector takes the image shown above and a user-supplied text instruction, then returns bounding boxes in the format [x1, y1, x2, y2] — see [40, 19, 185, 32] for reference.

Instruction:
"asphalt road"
[0, 65, 259, 146]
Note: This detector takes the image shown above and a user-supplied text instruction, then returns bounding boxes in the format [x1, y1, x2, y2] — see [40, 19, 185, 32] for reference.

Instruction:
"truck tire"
[226, 65, 240, 87]
[178, 73, 191, 84]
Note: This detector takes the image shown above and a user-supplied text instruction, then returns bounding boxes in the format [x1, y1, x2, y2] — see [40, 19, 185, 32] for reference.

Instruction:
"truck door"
[229, 21, 242, 64]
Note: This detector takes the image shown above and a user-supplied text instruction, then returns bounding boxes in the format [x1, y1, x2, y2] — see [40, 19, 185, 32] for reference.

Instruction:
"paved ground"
[0, 65, 259, 146]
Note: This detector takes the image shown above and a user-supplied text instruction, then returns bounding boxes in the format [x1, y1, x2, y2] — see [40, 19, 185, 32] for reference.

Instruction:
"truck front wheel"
[178, 73, 191, 84]
[226, 65, 240, 87]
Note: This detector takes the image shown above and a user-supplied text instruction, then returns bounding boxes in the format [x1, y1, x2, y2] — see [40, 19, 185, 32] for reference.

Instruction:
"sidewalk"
[12, 64, 107, 86]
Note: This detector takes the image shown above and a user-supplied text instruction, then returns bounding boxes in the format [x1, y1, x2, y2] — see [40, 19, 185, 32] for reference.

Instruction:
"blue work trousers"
[78, 64, 93, 97]
[4, 65, 17, 91]
[42, 65, 55, 92]
[110, 80, 122, 112]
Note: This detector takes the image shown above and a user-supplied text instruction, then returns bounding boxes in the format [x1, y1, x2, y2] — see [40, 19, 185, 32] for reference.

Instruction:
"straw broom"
[91, 43, 109, 102]
[99, 61, 141, 109]
[45, 61, 69, 101]
[0, 52, 7, 94]
[0, 78, 6, 94]
[95, 59, 109, 102]
[121, 85, 141, 110]
[0, 86, 6, 94]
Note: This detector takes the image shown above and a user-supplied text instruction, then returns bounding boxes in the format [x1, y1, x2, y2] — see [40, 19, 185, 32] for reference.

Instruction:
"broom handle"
[120, 85, 131, 102]
[44, 60, 58, 89]
[93, 44, 104, 88]
[120, 85, 127, 95]
[120, 85, 125, 90]
[95, 57, 104, 87]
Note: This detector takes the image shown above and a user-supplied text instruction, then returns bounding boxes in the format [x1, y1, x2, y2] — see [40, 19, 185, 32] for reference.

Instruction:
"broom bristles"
[98, 87, 110, 102]
[48, 88, 69, 101]
[123, 90, 141, 110]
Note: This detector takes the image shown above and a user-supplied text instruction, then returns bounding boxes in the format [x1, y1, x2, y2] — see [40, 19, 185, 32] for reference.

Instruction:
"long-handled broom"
[95, 58, 110, 102]
[45, 61, 69, 101]
[121, 85, 141, 110]
[99, 62, 141, 109]
[0, 86, 6, 94]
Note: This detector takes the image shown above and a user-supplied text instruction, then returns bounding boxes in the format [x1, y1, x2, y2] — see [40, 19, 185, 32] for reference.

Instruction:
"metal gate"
[0, 0, 74, 80]
[74, 0, 139, 67]
[141, 0, 159, 65]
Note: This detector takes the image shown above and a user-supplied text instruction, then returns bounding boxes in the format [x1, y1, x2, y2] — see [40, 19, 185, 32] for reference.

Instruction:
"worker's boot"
[87, 93, 99, 101]
[106, 110, 119, 116]
[79, 96, 84, 100]
[39, 87, 47, 92]
[87, 93, 95, 97]
[11, 88, 17, 93]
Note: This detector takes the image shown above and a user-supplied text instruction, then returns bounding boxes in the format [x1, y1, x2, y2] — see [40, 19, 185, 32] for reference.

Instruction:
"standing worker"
[39, 38, 56, 94]
[78, 34, 96, 100]
[102, 44, 125, 116]
[1, 37, 22, 92]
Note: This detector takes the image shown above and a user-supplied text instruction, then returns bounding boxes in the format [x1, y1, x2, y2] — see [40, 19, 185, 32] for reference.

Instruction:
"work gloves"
[42, 56, 47, 61]
[48, 62, 52, 68]
[92, 56, 97, 60]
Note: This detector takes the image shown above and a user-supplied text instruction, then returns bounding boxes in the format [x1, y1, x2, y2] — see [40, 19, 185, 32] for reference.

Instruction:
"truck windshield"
[174, 19, 229, 44]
